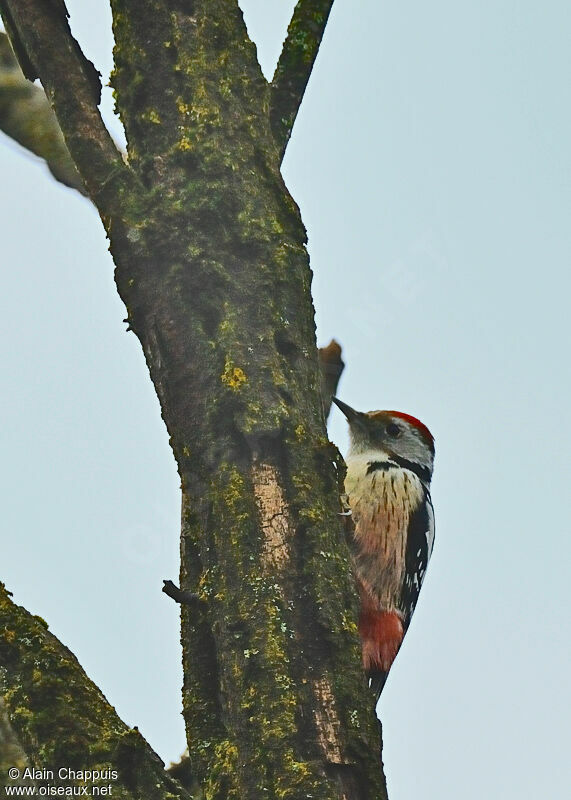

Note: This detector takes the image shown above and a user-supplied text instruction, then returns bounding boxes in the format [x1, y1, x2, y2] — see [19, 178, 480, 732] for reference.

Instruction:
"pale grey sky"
[1, 2, 570, 798]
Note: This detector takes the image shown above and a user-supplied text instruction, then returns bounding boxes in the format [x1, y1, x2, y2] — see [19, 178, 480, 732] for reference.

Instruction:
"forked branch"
[0, 583, 191, 798]
[271, 0, 335, 160]
[0, 0, 129, 205]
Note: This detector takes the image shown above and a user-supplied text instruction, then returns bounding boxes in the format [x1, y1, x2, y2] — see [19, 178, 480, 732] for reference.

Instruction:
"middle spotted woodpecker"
[332, 397, 435, 700]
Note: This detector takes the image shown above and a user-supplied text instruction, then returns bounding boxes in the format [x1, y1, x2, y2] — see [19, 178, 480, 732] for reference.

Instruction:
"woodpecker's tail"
[368, 671, 388, 703]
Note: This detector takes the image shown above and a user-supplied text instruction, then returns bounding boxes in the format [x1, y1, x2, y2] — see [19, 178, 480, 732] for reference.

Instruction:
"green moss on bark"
[0, 585, 189, 799]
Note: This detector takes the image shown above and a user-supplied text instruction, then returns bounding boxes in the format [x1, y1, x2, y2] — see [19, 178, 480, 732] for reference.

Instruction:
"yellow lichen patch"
[3, 627, 16, 643]
[31, 669, 43, 685]
[141, 108, 161, 124]
[221, 467, 248, 511]
[221, 358, 247, 390]
[340, 611, 358, 636]
[197, 569, 213, 599]
[299, 505, 326, 523]
[176, 97, 192, 115]
[204, 740, 240, 800]
[178, 133, 192, 151]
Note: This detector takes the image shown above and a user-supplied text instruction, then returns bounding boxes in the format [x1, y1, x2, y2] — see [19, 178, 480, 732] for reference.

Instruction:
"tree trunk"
[0, 2, 388, 797]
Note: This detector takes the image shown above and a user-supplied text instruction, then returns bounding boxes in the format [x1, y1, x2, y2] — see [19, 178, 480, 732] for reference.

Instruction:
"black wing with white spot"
[400, 488, 435, 630]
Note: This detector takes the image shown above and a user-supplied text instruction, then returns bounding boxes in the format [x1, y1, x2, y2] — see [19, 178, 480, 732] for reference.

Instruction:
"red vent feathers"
[358, 609, 404, 673]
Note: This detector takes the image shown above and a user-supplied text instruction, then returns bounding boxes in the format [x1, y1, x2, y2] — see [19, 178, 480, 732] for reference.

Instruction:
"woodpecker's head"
[332, 397, 435, 477]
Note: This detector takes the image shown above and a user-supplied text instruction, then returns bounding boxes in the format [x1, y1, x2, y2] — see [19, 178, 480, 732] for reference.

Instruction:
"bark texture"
[0, 2, 389, 797]
[0, 697, 31, 789]
[0, 584, 191, 798]
[271, 0, 336, 160]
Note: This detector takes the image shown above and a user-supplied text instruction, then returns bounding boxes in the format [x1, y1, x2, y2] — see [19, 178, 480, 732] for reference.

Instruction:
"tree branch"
[162, 579, 204, 607]
[319, 338, 345, 420]
[0, 32, 85, 193]
[0, 583, 191, 799]
[0, 1, 130, 206]
[271, 0, 335, 161]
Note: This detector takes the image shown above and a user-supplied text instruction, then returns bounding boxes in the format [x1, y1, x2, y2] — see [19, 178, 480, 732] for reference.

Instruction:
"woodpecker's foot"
[162, 580, 205, 606]
[338, 493, 352, 516]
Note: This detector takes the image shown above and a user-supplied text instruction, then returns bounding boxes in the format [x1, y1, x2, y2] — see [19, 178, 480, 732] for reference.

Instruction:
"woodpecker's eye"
[386, 422, 401, 437]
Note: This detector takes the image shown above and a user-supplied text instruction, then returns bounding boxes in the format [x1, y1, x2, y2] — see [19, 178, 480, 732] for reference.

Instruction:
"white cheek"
[345, 448, 391, 465]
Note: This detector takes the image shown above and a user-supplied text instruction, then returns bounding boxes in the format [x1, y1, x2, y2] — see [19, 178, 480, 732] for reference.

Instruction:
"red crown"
[385, 411, 434, 453]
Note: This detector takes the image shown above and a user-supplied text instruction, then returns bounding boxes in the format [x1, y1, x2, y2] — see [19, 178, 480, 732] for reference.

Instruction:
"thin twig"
[162, 580, 205, 607]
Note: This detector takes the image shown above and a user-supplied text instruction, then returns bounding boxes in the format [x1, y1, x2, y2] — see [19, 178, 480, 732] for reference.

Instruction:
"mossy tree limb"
[0, 32, 85, 193]
[0, 584, 192, 798]
[1, 1, 389, 797]
[0, 0, 127, 205]
[271, 0, 336, 160]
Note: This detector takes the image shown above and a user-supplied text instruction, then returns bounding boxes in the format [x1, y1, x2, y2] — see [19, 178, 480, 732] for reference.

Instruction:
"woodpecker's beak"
[331, 397, 363, 423]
